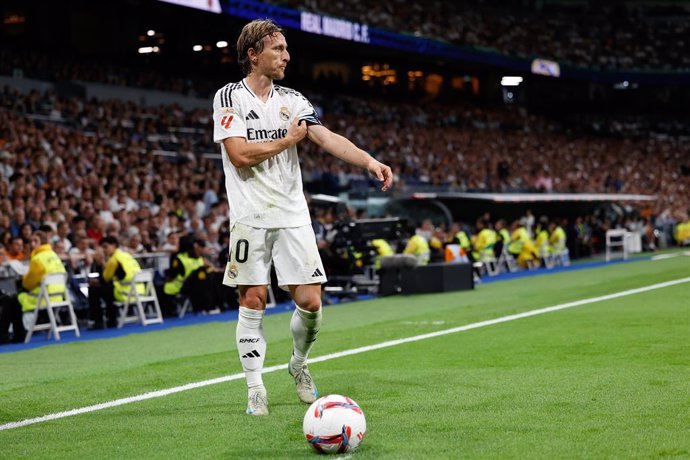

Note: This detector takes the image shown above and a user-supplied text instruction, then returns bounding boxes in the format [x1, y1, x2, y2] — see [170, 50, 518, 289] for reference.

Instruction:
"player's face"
[257, 32, 289, 80]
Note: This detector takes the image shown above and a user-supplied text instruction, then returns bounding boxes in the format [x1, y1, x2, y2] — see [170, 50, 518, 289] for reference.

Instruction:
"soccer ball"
[303, 394, 367, 454]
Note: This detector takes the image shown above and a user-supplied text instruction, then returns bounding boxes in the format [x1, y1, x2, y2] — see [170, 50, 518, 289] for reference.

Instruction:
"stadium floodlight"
[216, 41, 228, 48]
[193, 45, 203, 52]
[138, 46, 160, 54]
[147, 29, 155, 37]
[613, 80, 637, 90]
[500, 76, 523, 87]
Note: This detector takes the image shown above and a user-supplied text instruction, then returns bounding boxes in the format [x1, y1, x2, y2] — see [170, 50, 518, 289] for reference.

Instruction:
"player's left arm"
[307, 124, 393, 191]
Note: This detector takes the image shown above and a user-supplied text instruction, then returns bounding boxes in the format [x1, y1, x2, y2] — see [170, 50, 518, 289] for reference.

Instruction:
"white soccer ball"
[303, 394, 367, 454]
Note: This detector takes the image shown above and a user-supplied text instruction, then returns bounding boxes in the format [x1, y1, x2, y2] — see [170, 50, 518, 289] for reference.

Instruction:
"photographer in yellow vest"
[1, 230, 66, 344]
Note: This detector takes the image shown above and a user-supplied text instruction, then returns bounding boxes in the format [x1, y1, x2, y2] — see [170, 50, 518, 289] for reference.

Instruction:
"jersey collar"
[242, 78, 274, 102]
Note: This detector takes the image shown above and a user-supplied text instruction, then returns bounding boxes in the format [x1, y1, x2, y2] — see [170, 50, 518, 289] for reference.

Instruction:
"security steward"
[160, 235, 207, 316]
[0, 231, 66, 343]
[403, 224, 431, 266]
[88, 236, 143, 328]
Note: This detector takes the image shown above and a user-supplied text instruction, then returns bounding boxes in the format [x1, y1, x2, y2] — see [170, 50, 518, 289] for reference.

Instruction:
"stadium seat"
[176, 296, 192, 318]
[539, 244, 557, 269]
[605, 229, 630, 262]
[497, 248, 519, 273]
[554, 248, 571, 267]
[116, 270, 164, 327]
[176, 295, 221, 317]
[480, 253, 500, 276]
[266, 284, 277, 309]
[24, 272, 80, 343]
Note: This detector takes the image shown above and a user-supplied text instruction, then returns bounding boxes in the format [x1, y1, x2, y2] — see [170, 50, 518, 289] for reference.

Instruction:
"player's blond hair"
[237, 19, 285, 76]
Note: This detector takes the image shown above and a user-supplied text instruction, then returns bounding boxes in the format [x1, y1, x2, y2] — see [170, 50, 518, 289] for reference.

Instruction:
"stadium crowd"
[0, 49, 215, 99]
[0, 84, 688, 254]
[273, 0, 690, 70]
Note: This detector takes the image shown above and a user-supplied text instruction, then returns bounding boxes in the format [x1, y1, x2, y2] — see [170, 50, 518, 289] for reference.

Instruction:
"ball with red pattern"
[303, 394, 367, 454]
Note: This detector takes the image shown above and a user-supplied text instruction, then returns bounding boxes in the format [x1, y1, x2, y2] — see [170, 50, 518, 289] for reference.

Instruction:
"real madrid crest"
[279, 106, 290, 121]
[226, 263, 238, 279]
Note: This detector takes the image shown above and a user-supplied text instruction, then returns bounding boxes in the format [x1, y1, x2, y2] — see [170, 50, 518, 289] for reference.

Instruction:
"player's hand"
[287, 118, 308, 145]
[367, 159, 393, 191]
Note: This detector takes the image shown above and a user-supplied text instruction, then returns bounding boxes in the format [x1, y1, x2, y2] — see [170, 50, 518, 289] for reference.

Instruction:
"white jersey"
[213, 79, 321, 229]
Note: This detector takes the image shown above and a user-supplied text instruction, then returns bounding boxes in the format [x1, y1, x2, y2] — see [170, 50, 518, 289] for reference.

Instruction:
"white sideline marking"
[651, 254, 679, 261]
[651, 251, 690, 261]
[2, 276, 689, 432]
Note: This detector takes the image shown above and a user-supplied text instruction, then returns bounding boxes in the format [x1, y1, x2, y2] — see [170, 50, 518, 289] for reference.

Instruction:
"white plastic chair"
[554, 248, 571, 267]
[497, 247, 519, 273]
[606, 229, 630, 262]
[177, 296, 192, 318]
[479, 251, 499, 276]
[24, 272, 80, 342]
[539, 243, 556, 269]
[116, 269, 164, 327]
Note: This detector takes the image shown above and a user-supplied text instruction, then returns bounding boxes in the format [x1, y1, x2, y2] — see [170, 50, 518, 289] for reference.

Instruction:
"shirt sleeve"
[102, 256, 118, 282]
[167, 256, 184, 279]
[403, 238, 417, 255]
[293, 92, 321, 126]
[22, 259, 45, 291]
[213, 87, 247, 143]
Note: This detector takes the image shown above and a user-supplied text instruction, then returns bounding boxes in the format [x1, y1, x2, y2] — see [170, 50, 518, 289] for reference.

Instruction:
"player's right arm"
[213, 87, 306, 168]
[222, 117, 307, 168]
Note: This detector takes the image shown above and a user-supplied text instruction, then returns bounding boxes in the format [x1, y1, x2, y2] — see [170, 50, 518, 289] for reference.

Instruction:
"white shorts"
[223, 223, 327, 290]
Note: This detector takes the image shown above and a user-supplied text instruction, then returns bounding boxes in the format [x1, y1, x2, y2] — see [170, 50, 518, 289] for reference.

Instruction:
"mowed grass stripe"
[2, 276, 688, 433]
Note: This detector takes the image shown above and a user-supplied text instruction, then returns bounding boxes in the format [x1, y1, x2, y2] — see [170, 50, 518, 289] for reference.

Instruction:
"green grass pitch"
[1, 255, 689, 459]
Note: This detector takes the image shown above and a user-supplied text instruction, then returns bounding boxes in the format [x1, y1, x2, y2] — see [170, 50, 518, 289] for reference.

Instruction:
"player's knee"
[296, 295, 321, 312]
[242, 294, 266, 310]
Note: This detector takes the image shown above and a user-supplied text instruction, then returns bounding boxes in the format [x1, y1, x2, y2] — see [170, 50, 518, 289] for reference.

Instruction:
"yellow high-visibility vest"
[404, 234, 430, 266]
[164, 252, 205, 295]
[105, 249, 144, 302]
[18, 245, 66, 312]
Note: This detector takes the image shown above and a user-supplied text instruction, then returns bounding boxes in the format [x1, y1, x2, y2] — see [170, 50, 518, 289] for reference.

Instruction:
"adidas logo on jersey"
[311, 268, 324, 277]
[242, 350, 261, 358]
[245, 110, 260, 120]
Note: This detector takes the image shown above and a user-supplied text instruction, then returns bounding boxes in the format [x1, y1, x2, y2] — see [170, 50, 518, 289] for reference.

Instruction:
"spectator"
[9, 208, 26, 238]
[86, 215, 106, 244]
[6, 236, 26, 261]
[68, 236, 95, 277]
[52, 220, 73, 252]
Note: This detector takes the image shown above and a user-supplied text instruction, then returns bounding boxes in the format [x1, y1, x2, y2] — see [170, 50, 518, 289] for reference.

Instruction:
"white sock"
[236, 306, 267, 388]
[290, 304, 322, 369]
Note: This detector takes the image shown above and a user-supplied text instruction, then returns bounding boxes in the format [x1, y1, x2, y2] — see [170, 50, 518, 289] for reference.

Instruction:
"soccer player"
[213, 19, 393, 416]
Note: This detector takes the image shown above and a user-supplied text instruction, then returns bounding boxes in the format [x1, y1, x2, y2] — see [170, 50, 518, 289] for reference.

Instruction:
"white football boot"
[288, 358, 318, 404]
[246, 385, 269, 416]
